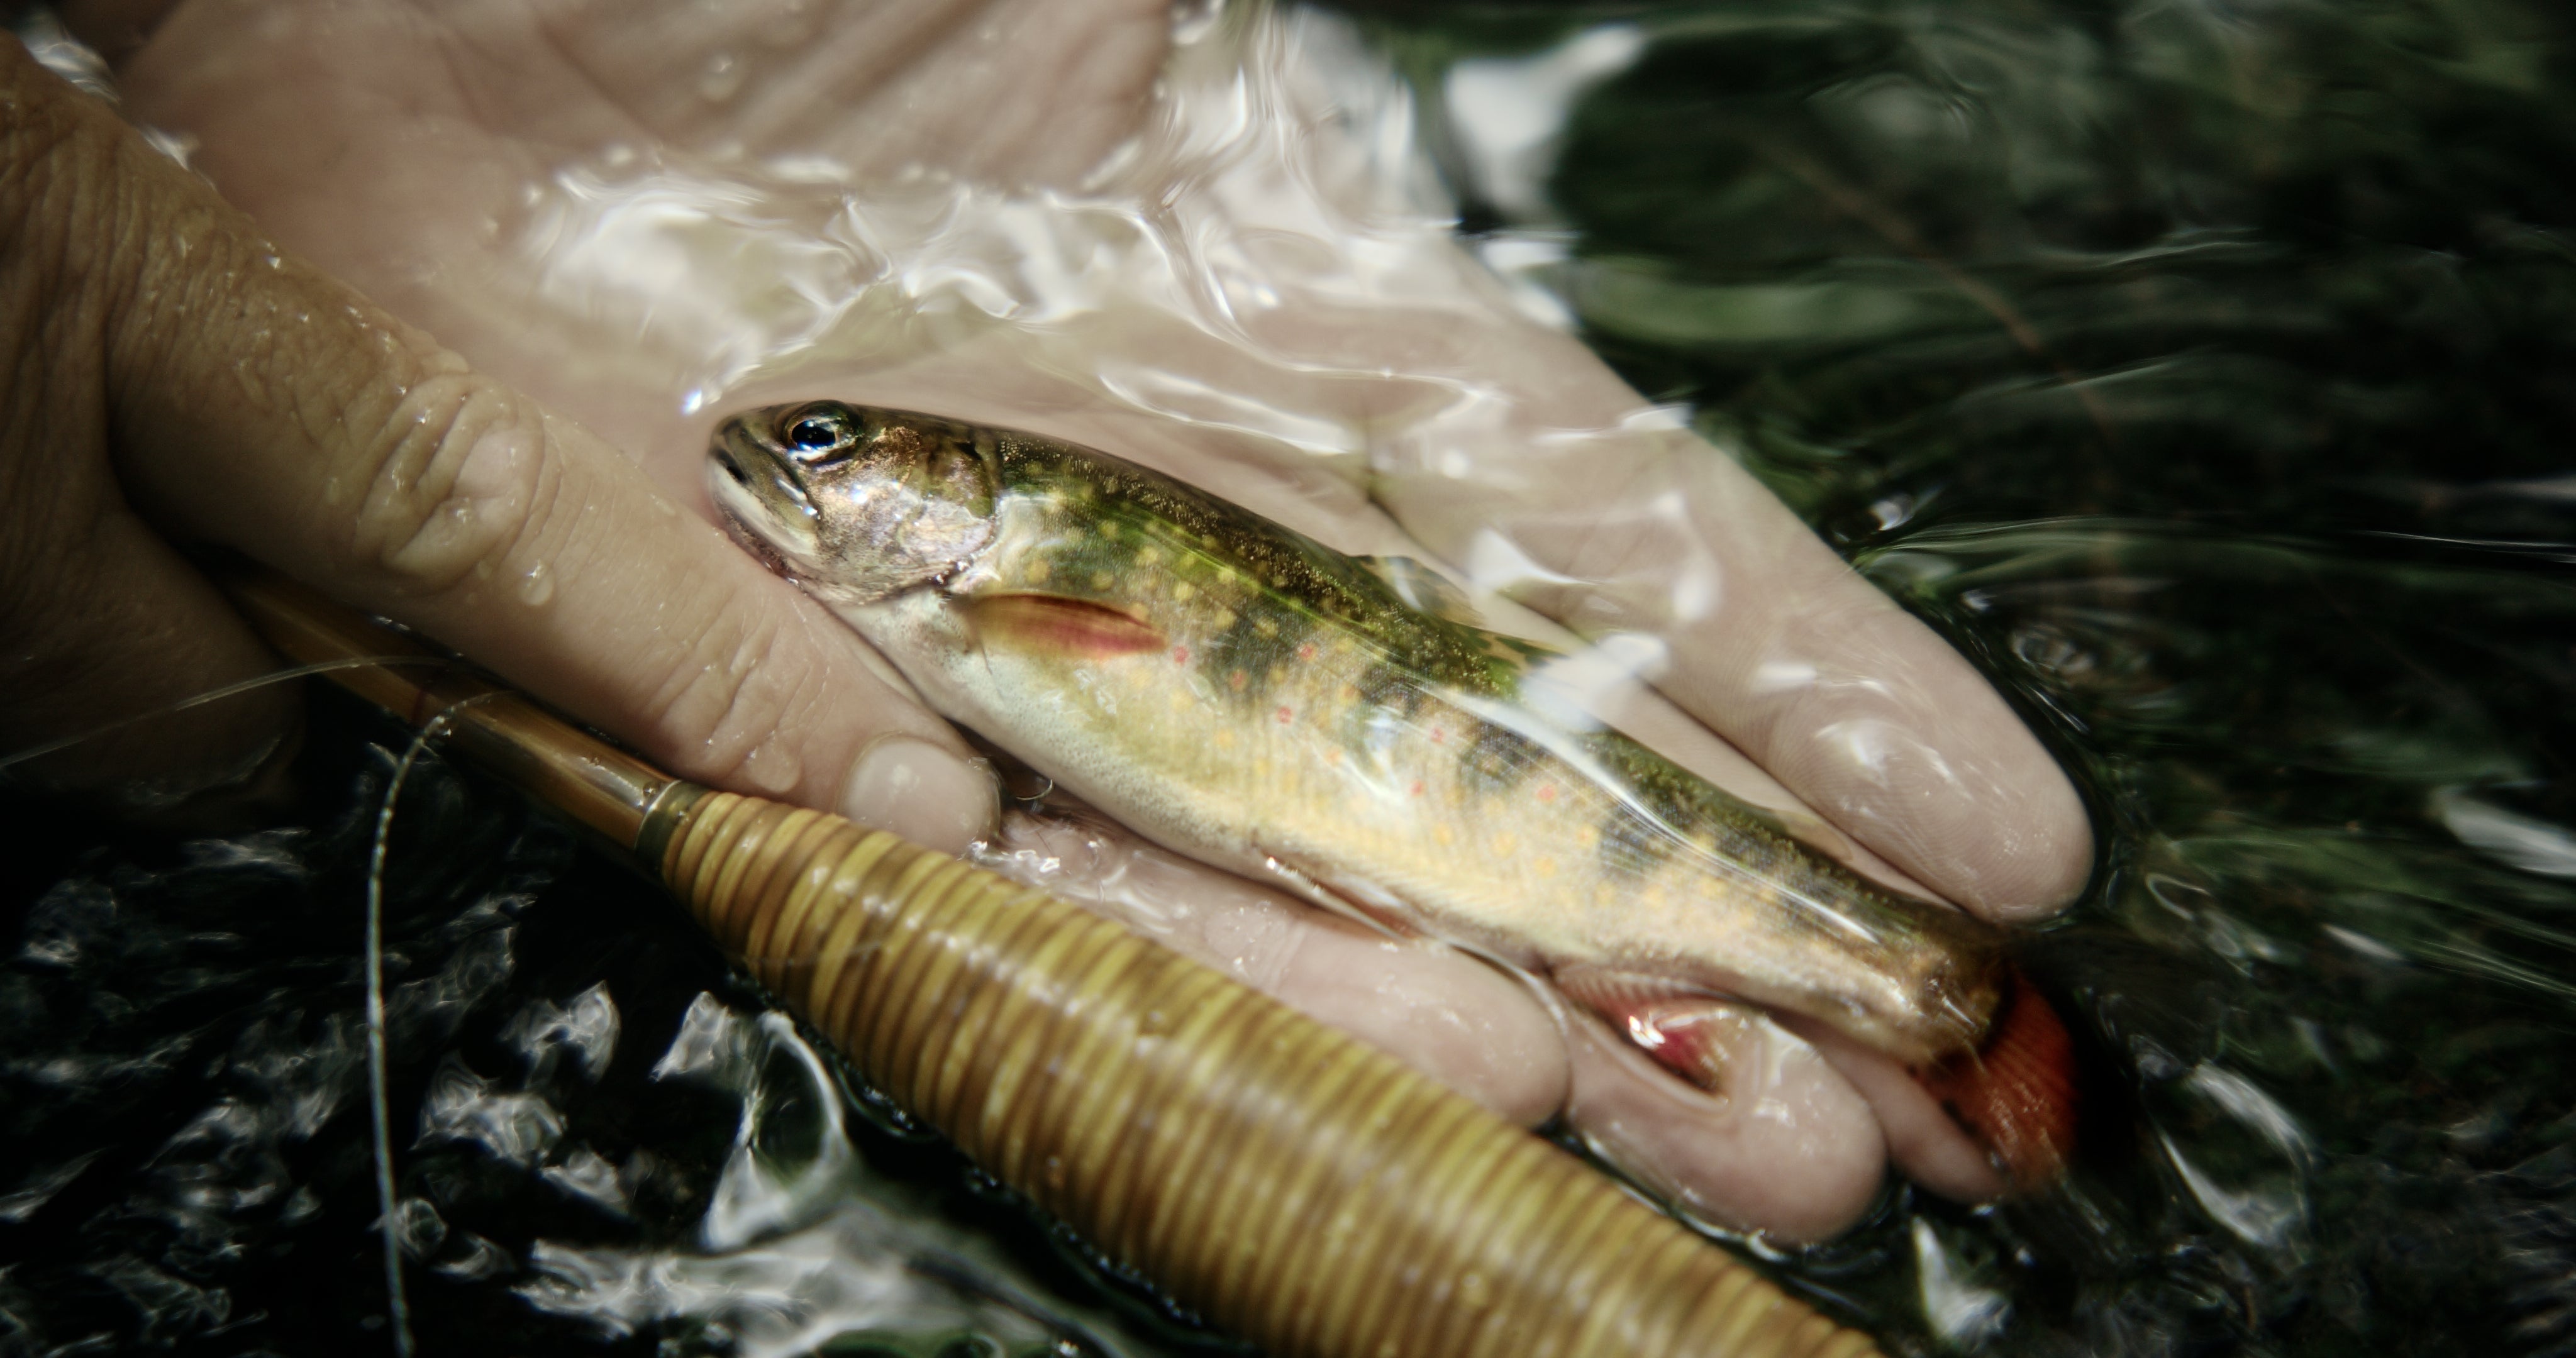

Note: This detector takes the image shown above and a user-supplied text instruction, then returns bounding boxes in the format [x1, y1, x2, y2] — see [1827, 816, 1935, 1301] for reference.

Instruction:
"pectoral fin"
[965, 592, 1166, 659]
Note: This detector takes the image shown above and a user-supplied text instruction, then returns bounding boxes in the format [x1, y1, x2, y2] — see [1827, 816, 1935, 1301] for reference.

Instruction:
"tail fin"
[1916, 967, 2077, 1191]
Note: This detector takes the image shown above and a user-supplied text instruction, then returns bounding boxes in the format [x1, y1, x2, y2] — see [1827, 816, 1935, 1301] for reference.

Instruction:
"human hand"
[98, 0, 2094, 1239]
[0, 35, 1000, 849]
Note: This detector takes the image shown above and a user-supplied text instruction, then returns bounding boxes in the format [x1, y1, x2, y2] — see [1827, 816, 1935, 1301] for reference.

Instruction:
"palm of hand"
[114, 0, 2086, 1239]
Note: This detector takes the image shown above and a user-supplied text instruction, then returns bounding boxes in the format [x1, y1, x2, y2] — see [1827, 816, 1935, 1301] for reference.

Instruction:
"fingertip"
[1909, 759, 2094, 923]
[836, 733, 999, 856]
[1563, 1018, 1884, 1244]
[1788, 1021, 2011, 1205]
[1783, 706, 2094, 922]
[1956, 778, 2095, 922]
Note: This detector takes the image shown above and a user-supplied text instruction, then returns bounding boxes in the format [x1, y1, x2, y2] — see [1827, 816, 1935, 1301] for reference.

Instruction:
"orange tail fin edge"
[1918, 967, 2078, 1191]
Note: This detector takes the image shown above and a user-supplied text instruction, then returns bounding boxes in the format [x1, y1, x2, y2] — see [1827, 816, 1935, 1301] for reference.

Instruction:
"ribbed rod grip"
[661, 789, 1882, 1358]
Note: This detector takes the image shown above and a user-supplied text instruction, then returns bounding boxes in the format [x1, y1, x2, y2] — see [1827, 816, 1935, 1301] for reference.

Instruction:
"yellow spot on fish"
[1169, 689, 1192, 710]
[1026, 559, 1050, 585]
[1138, 545, 1161, 566]
[1092, 571, 1113, 590]
[1533, 857, 1557, 878]
[1174, 582, 1195, 600]
[1337, 683, 1358, 704]
[1254, 617, 1278, 638]
[1214, 729, 1237, 749]
[1213, 608, 1236, 629]
[1101, 521, 1119, 539]
[1434, 824, 1455, 846]
[1334, 636, 1357, 654]
[1575, 825, 1600, 849]
[1491, 834, 1516, 858]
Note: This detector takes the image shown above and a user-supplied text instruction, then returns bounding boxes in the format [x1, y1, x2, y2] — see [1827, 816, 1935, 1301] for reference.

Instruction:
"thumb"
[1, 38, 997, 850]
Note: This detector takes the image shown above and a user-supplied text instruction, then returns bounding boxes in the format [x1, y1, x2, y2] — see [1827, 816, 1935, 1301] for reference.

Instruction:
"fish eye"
[781, 407, 858, 462]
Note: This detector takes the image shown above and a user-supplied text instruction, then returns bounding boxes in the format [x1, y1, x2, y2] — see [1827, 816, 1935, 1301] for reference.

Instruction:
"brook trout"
[709, 401, 2075, 1188]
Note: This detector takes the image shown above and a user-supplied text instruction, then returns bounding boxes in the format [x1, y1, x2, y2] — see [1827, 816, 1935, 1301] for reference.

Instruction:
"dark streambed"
[11, 1, 2576, 1354]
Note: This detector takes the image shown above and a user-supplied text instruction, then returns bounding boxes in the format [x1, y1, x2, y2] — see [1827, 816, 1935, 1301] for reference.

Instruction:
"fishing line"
[0, 644, 489, 1356]
[0, 656, 447, 775]
[360, 692, 497, 1358]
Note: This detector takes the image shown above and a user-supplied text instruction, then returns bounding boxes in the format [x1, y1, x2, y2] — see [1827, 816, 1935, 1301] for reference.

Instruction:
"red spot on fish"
[1229, 670, 1248, 691]
[1536, 783, 1558, 803]
[1430, 726, 1447, 744]
[1275, 705, 1293, 725]
[1172, 645, 1191, 665]
[1297, 643, 1318, 661]
[1409, 781, 1424, 797]
[1915, 967, 2079, 1193]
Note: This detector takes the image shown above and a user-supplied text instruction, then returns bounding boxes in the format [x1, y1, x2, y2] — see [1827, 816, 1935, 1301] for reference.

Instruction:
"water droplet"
[697, 52, 745, 104]
[518, 561, 553, 607]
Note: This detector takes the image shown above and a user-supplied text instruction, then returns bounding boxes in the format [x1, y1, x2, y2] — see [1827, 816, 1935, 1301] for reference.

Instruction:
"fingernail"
[836, 734, 999, 855]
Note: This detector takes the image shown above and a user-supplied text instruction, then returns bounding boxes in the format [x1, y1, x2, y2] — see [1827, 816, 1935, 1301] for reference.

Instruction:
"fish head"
[709, 401, 999, 605]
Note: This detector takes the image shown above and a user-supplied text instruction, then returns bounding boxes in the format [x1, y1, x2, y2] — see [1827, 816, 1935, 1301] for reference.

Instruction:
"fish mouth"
[708, 420, 824, 578]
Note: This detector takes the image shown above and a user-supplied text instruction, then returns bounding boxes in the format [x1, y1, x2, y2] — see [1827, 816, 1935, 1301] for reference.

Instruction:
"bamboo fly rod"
[225, 568, 1882, 1358]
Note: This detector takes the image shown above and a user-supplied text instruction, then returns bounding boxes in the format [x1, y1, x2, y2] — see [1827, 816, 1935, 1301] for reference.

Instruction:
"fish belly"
[860, 591, 1975, 1062]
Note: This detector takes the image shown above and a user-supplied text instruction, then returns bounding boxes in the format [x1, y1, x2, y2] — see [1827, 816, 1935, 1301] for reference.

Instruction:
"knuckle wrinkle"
[347, 374, 553, 597]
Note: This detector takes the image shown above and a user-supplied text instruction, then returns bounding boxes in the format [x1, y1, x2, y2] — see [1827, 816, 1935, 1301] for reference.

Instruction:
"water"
[11, 0, 2576, 1353]
[1365, 1, 2576, 1351]
[0, 695, 1225, 1357]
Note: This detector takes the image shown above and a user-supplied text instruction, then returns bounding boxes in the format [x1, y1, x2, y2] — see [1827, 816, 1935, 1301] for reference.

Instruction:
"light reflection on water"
[516, 998, 1099, 1357]
[0, 734, 1210, 1356]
